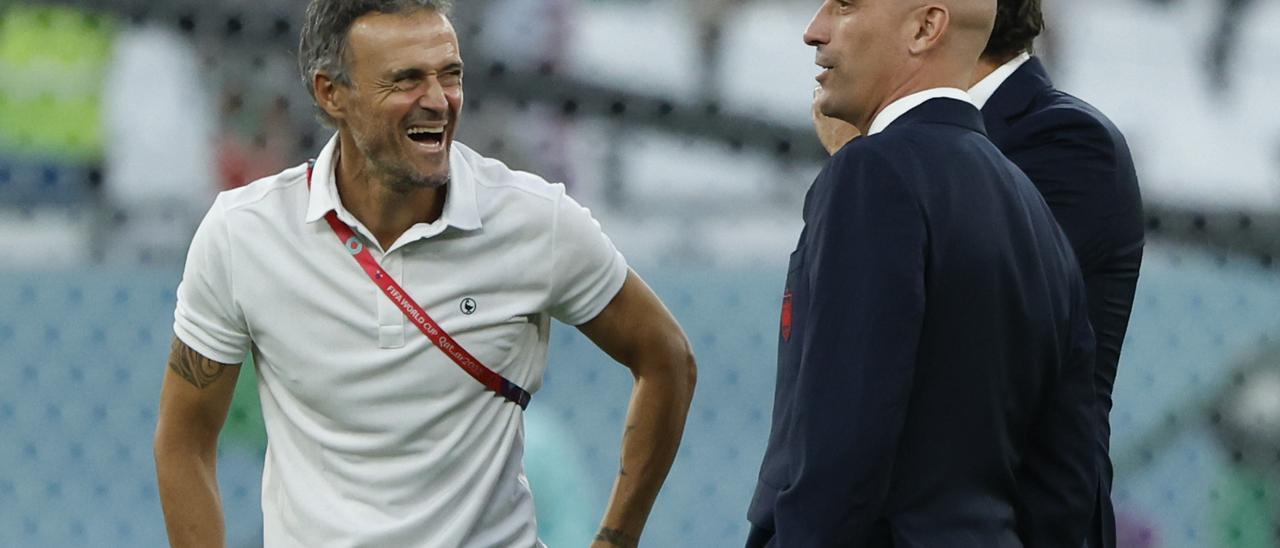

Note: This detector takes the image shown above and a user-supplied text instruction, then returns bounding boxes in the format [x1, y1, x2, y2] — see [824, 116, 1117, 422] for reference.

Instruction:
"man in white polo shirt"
[152, 1, 697, 547]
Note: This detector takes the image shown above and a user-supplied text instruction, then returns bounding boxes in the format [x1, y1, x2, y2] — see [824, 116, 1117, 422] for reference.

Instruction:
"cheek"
[349, 98, 386, 125]
[449, 90, 464, 113]
[367, 99, 415, 133]
[385, 95, 419, 114]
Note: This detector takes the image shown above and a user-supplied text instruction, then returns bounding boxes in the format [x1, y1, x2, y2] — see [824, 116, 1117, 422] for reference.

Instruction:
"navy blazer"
[748, 98, 1098, 547]
[982, 57, 1144, 548]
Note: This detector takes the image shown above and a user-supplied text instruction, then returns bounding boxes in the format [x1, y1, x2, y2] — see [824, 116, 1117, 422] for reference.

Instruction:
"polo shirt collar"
[304, 133, 483, 233]
[867, 87, 974, 136]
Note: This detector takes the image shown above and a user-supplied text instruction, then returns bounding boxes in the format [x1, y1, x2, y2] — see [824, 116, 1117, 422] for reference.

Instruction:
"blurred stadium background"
[2, 0, 1279, 546]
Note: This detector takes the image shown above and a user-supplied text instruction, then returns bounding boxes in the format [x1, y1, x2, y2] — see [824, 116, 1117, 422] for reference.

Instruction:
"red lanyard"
[307, 162, 531, 409]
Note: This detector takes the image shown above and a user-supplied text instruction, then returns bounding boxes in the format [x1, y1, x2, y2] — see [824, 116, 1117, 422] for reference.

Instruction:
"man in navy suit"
[747, 0, 1098, 546]
[969, 2, 1145, 546]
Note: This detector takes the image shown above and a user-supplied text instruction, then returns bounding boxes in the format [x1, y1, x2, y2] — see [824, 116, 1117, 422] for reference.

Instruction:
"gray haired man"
[153, 2, 696, 546]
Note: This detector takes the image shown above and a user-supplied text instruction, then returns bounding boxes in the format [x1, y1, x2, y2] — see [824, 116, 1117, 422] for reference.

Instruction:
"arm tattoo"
[167, 339, 234, 389]
[595, 528, 638, 548]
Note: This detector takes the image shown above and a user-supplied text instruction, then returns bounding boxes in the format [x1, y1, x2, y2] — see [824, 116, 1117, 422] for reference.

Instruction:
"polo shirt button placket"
[376, 250, 406, 348]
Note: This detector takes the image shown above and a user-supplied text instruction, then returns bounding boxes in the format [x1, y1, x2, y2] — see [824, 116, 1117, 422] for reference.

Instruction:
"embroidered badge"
[780, 290, 793, 342]
[460, 297, 477, 315]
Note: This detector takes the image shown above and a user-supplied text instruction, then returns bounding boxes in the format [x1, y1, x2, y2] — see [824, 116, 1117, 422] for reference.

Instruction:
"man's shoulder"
[1019, 89, 1130, 150]
[833, 131, 925, 170]
[215, 162, 311, 214]
[825, 135, 931, 202]
[453, 142, 566, 205]
[835, 121, 992, 184]
[861, 110, 983, 155]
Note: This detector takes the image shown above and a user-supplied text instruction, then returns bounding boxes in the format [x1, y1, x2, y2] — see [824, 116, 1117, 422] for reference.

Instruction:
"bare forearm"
[594, 363, 695, 547]
[155, 443, 225, 547]
[575, 271, 697, 547]
[155, 338, 240, 548]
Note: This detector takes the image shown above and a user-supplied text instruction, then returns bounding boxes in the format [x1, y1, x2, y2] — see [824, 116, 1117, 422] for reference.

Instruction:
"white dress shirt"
[867, 87, 976, 136]
[968, 51, 1032, 109]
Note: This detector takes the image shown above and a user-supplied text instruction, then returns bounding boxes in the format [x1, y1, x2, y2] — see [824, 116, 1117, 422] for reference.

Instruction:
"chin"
[421, 175, 450, 189]
[818, 103, 850, 123]
[814, 94, 842, 118]
[409, 165, 451, 189]
[426, 167, 451, 186]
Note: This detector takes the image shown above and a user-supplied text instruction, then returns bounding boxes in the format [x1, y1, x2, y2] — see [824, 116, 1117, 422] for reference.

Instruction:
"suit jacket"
[747, 98, 1098, 547]
[981, 57, 1145, 548]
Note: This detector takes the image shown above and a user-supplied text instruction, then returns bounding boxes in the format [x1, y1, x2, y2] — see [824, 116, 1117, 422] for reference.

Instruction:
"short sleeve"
[546, 191, 627, 325]
[173, 195, 251, 364]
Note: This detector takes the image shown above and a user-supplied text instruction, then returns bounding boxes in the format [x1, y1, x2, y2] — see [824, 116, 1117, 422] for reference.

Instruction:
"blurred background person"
[101, 24, 218, 265]
[1141, 0, 1259, 94]
[1206, 0, 1256, 94]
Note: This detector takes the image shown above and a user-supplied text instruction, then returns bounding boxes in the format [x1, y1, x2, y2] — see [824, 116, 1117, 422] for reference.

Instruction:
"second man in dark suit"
[969, 2, 1145, 546]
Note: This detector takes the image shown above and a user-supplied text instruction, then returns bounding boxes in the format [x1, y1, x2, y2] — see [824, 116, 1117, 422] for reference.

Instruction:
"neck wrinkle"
[334, 139, 446, 251]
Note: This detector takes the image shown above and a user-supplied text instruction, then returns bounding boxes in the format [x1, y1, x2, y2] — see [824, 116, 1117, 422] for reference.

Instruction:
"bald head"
[804, 0, 996, 133]
[930, 0, 998, 65]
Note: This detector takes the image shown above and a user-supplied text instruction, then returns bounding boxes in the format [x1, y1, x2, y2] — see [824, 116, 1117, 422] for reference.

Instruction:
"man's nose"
[417, 78, 449, 111]
[803, 6, 828, 46]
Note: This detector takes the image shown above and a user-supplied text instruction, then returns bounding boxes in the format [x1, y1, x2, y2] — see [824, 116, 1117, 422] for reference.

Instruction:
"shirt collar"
[303, 133, 483, 233]
[867, 87, 975, 136]
[968, 51, 1032, 109]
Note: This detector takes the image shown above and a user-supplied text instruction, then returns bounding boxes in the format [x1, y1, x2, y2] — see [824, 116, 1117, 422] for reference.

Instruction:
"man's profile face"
[804, 0, 908, 130]
[336, 9, 464, 189]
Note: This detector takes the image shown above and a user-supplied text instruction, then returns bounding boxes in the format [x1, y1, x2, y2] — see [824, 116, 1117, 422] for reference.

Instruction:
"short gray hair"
[298, 0, 454, 123]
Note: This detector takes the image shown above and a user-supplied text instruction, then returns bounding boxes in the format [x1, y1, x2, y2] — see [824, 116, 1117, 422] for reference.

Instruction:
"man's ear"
[908, 5, 949, 55]
[313, 72, 347, 121]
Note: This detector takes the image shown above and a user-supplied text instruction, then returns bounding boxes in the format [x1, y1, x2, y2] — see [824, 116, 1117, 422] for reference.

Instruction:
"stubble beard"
[380, 160, 450, 193]
[355, 130, 451, 193]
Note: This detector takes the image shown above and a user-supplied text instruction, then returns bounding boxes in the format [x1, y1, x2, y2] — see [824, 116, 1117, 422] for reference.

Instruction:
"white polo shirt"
[173, 135, 628, 547]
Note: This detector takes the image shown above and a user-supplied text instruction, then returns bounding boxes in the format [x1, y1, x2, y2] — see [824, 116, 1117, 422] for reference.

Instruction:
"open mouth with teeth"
[406, 127, 445, 147]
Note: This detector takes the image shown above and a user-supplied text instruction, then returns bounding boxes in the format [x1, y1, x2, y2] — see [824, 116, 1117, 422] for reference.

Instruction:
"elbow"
[685, 348, 698, 394]
[635, 334, 697, 403]
[676, 338, 698, 403]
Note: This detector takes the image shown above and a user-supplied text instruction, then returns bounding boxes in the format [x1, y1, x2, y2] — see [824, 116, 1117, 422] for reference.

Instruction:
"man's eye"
[394, 79, 420, 91]
[439, 72, 463, 86]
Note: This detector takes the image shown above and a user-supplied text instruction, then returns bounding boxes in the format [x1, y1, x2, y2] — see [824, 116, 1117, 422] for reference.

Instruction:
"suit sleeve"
[1016, 279, 1099, 548]
[774, 146, 927, 546]
[1000, 107, 1120, 273]
[1005, 104, 1143, 437]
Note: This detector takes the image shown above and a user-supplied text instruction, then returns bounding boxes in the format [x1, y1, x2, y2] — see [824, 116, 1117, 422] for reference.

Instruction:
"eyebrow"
[388, 67, 426, 81]
[387, 62, 464, 81]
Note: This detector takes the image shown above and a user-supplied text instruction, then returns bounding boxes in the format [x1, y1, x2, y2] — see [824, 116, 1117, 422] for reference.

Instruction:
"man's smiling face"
[334, 8, 464, 189]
